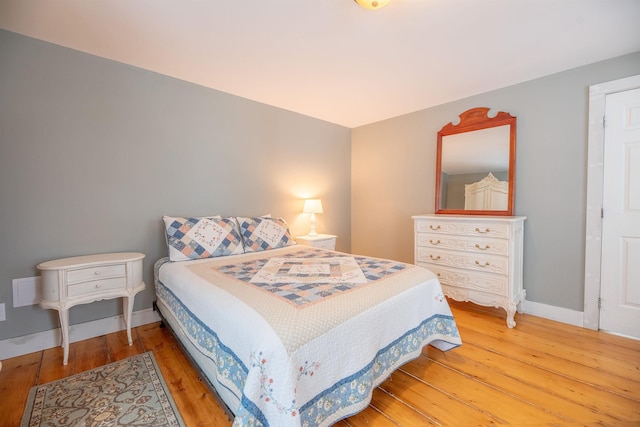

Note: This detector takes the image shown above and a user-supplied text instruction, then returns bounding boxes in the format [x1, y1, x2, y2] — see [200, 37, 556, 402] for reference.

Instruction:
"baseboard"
[0, 308, 161, 360]
[522, 299, 584, 327]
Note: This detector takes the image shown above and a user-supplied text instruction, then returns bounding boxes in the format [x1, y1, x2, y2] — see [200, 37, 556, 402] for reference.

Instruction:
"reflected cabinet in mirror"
[435, 107, 516, 216]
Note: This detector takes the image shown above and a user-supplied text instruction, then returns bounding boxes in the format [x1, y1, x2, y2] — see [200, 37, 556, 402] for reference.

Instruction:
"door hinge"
[601, 207, 604, 218]
[598, 297, 602, 309]
[603, 115, 606, 128]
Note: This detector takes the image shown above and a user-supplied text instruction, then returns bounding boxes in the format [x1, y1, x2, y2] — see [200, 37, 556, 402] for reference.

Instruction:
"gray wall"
[0, 30, 352, 340]
[352, 51, 640, 312]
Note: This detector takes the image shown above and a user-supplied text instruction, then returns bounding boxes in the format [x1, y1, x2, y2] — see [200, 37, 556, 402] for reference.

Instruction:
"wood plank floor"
[1, 300, 639, 426]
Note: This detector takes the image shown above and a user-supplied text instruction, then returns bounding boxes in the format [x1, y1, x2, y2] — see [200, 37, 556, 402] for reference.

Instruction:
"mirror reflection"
[435, 107, 516, 215]
[440, 125, 510, 210]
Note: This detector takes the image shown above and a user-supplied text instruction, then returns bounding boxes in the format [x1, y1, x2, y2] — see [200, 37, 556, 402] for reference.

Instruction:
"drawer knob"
[94, 271, 101, 275]
[429, 225, 441, 230]
[475, 260, 491, 267]
[475, 244, 490, 250]
[95, 283, 102, 288]
[475, 227, 491, 233]
[429, 239, 441, 245]
[429, 255, 441, 261]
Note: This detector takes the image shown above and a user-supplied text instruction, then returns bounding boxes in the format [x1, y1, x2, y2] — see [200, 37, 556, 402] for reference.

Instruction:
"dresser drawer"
[68, 277, 127, 297]
[427, 265, 508, 295]
[416, 248, 508, 275]
[67, 264, 126, 284]
[415, 219, 509, 239]
[416, 233, 508, 256]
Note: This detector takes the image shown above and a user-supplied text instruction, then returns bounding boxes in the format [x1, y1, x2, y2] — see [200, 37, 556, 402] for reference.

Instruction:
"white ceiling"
[1, 0, 639, 128]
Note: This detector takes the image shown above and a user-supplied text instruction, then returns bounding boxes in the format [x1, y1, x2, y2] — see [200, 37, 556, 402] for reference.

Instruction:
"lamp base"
[308, 213, 319, 237]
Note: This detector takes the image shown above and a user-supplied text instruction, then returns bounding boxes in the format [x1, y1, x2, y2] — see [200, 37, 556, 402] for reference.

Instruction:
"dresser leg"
[59, 309, 70, 365]
[506, 304, 517, 328]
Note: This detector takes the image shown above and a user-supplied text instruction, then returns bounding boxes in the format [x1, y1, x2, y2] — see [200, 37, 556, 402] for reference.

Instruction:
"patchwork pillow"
[162, 215, 221, 247]
[236, 216, 296, 252]
[163, 216, 244, 261]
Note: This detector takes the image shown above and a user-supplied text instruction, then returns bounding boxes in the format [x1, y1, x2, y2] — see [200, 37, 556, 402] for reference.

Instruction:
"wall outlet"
[0, 303, 5, 321]
[12, 276, 42, 307]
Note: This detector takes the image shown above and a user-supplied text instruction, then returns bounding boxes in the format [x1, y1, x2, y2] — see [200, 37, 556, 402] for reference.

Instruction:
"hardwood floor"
[1, 300, 639, 426]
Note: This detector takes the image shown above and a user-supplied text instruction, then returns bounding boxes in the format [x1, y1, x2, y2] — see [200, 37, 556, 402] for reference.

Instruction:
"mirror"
[435, 107, 516, 215]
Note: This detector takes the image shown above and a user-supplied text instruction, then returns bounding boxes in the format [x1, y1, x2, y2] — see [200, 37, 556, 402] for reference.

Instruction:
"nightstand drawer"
[68, 277, 127, 297]
[296, 234, 337, 251]
[68, 264, 126, 284]
[313, 239, 336, 250]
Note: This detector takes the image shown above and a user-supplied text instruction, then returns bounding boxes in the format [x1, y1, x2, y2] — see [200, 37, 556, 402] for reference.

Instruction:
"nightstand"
[38, 252, 145, 365]
[296, 234, 337, 251]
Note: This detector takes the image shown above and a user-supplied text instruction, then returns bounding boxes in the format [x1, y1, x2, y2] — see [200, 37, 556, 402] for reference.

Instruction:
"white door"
[600, 87, 640, 339]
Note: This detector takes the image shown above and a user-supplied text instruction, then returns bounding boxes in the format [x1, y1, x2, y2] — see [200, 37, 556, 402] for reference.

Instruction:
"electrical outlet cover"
[12, 276, 41, 307]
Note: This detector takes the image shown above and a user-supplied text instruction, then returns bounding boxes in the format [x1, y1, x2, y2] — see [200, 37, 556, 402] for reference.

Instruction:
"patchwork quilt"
[155, 246, 461, 427]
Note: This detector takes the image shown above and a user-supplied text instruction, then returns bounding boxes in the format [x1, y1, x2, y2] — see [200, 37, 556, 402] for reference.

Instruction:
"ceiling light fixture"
[354, 0, 391, 10]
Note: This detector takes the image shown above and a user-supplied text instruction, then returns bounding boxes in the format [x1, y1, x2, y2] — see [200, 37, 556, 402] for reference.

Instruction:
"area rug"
[21, 352, 185, 427]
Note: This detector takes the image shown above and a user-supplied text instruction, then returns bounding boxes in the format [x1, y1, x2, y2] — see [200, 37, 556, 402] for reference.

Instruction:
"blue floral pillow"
[236, 216, 296, 252]
[163, 216, 244, 261]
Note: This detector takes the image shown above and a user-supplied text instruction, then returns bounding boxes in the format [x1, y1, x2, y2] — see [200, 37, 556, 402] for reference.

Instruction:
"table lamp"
[303, 199, 323, 237]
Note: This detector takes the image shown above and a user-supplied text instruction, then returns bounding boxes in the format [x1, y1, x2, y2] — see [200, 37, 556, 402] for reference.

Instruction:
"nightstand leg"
[59, 309, 70, 365]
[123, 296, 134, 346]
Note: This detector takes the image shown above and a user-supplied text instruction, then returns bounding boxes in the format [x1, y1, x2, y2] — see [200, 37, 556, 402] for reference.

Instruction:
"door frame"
[584, 74, 640, 330]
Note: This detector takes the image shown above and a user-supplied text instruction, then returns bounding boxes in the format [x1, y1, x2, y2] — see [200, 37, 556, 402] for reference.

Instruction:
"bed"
[154, 215, 461, 427]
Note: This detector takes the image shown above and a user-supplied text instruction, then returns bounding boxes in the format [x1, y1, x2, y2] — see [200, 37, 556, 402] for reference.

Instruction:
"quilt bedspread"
[156, 246, 461, 427]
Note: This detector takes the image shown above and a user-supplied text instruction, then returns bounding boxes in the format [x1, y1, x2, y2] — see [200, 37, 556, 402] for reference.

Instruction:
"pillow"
[162, 215, 221, 247]
[236, 216, 296, 252]
[163, 216, 243, 261]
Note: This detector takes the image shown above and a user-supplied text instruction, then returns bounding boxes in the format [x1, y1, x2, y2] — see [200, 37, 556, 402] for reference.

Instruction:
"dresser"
[412, 215, 526, 327]
[296, 234, 337, 251]
[38, 252, 145, 364]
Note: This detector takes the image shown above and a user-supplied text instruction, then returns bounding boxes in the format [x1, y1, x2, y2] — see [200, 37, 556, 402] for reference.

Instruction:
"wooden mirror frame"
[435, 107, 516, 216]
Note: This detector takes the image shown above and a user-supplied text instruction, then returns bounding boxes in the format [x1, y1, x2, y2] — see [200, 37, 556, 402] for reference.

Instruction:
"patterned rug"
[21, 352, 184, 427]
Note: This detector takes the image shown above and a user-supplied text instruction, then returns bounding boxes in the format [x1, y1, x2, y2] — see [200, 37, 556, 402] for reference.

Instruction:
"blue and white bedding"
[154, 245, 461, 427]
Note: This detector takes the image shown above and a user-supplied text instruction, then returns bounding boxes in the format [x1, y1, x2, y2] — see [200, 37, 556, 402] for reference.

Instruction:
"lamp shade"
[303, 199, 324, 214]
[354, 0, 391, 10]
